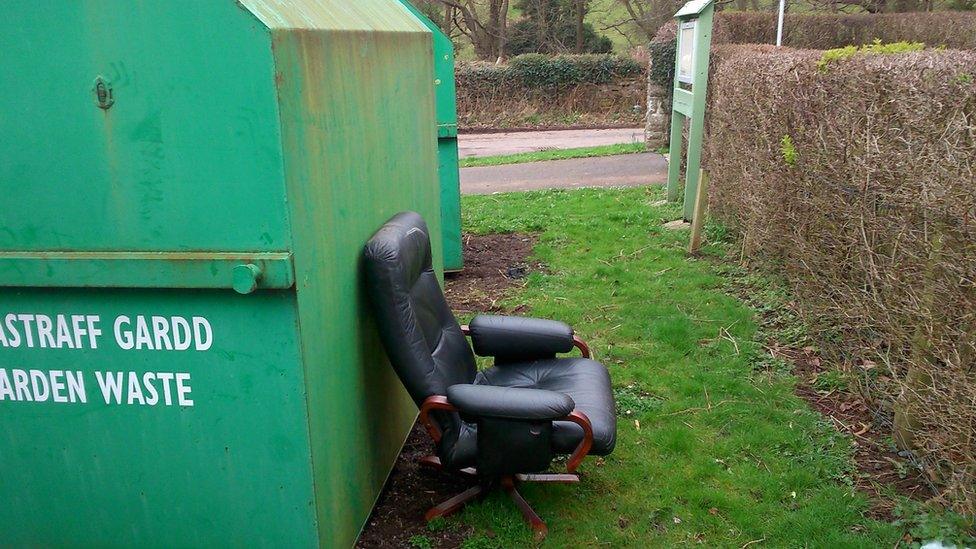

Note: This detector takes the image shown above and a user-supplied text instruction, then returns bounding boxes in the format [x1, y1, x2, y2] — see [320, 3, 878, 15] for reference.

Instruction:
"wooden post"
[688, 169, 709, 254]
[894, 227, 944, 451]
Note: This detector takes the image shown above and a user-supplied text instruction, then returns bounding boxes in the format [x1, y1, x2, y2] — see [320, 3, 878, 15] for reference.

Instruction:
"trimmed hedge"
[649, 11, 976, 88]
[704, 44, 976, 514]
[712, 11, 976, 50]
[458, 53, 644, 90]
[456, 54, 647, 129]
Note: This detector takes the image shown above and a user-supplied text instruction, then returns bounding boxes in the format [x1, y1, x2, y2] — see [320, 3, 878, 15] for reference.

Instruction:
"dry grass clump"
[705, 44, 976, 514]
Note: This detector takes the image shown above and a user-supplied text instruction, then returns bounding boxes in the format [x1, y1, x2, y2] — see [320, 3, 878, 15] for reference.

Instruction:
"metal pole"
[776, 0, 785, 46]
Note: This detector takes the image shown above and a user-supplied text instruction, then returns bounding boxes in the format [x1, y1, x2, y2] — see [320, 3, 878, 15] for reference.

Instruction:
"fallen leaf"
[673, 516, 682, 524]
[708, 508, 719, 515]
[635, 420, 641, 431]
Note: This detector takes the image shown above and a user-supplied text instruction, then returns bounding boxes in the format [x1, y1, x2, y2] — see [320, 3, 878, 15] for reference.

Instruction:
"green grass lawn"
[439, 186, 901, 548]
[459, 143, 647, 168]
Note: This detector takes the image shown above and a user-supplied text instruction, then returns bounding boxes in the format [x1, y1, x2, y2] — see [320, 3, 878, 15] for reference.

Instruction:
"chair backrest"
[364, 211, 477, 406]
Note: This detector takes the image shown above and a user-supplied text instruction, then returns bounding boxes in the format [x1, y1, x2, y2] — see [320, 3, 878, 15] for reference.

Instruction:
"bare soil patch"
[357, 233, 540, 548]
[444, 233, 541, 317]
[356, 425, 474, 549]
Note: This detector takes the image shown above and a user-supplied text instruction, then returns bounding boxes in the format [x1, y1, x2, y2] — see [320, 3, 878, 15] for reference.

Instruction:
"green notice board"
[666, 0, 715, 221]
[0, 1, 441, 546]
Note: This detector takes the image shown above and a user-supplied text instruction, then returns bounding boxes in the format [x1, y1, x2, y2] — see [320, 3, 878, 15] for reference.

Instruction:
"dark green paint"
[0, 252, 294, 291]
[0, 1, 440, 546]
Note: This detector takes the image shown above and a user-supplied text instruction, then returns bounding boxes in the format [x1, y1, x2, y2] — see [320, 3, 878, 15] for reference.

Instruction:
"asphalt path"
[460, 152, 668, 195]
[457, 128, 645, 158]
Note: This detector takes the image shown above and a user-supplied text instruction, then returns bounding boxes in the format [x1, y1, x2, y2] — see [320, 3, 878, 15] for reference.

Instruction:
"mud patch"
[356, 425, 474, 549]
[444, 233, 542, 317]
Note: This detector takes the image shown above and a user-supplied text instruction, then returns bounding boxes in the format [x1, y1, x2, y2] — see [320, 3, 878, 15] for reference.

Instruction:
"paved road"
[460, 152, 667, 195]
[457, 128, 645, 158]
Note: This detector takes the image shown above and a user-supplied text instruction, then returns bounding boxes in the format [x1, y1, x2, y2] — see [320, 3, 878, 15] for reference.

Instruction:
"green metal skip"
[0, 1, 442, 546]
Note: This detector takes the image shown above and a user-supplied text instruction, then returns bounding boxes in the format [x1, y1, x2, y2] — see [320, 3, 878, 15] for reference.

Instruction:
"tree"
[507, 18, 613, 54]
[612, 0, 706, 42]
[575, 0, 586, 52]
[418, 0, 512, 60]
[507, 0, 613, 54]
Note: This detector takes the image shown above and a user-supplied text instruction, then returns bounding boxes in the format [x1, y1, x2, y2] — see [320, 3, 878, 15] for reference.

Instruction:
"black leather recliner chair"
[364, 212, 617, 539]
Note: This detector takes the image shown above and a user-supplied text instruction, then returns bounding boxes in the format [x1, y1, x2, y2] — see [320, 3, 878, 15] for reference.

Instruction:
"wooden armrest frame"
[420, 397, 595, 474]
[429, 325, 595, 473]
[562, 410, 594, 473]
[419, 395, 457, 444]
[458, 324, 592, 359]
[572, 335, 591, 359]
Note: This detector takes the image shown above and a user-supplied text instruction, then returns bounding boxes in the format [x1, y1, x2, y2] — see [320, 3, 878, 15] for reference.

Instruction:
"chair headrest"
[363, 211, 432, 285]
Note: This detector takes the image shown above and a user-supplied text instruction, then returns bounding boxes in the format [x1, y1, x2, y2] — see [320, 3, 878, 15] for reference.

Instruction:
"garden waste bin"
[0, 1, 441, 546]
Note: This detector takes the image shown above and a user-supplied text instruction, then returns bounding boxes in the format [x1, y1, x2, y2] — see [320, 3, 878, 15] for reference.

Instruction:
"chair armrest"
[418, 395, 457, 444]
[563, 410, 594, 473]
[446, 384, 575, 421]
[466, 315, 576, 361]
[423, 388, 596, 474]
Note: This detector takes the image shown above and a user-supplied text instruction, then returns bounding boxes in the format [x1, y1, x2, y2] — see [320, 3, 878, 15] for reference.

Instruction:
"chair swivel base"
[419, 456, 579, 541]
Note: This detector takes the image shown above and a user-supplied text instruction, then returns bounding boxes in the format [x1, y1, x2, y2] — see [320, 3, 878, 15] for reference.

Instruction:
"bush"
[715, 11, 976, 50]
[704, 44, 976, 514]
[816, 40, 925, 71]
[510, 53, 642, 87]
[455, 54, 647, 128]
[647, 11, 973, 140]
[649, 11, 975, 90]
[507, 19, 613, 56]
[648, 40, 676, 89]
[459, 54, 644, 90]
[508, 54, 584, 88]
[654, 11, 976, 50]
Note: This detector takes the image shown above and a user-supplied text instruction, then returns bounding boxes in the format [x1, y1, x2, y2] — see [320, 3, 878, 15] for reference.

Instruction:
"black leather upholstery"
[468, 315, 574, 362]
[478, 358, 616, 455]
[447, 384, 575, 421]
[363, 212, 477, 405]
[364, 211, 617, 473]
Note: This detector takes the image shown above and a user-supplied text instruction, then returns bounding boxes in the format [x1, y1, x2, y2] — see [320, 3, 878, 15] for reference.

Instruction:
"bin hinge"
[437, 123, 458, 139]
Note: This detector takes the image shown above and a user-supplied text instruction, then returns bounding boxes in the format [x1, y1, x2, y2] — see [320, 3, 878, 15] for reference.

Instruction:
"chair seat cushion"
[476, 357, 617, 456]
